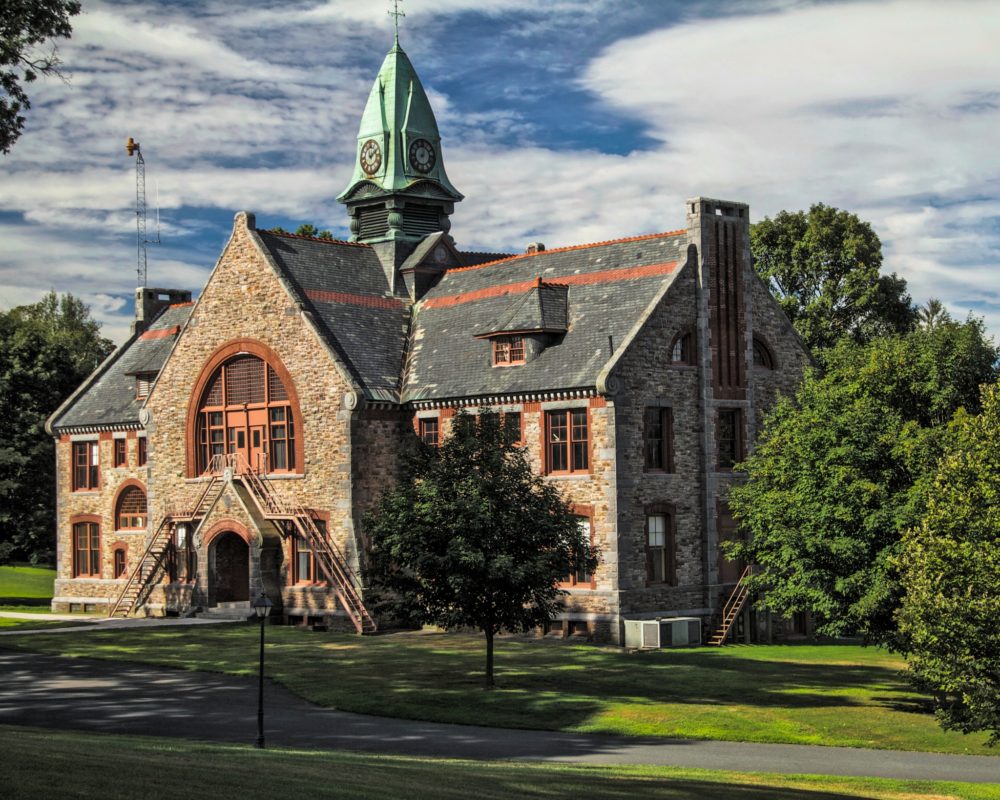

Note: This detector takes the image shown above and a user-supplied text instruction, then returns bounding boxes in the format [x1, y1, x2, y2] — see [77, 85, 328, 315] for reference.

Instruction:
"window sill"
[70, 490, 100, 495]
[545, 472, 592, 480]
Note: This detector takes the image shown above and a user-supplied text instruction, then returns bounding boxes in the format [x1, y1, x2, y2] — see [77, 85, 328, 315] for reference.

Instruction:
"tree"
[0, 292, 113, 563]
[917, 298, 950, 331]
[1, 0, 82, 154]
[896, 383, 1000, 744]
[751, 204, 916, 354]
[295, 223, 333, 239]
[364, 410, 597, 686]
[727, 318, 998, 643]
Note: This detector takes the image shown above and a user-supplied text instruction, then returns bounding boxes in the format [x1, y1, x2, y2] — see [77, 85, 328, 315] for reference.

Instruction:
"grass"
[3, 725, 996, 800]
[0, 617, 92, 630]
[0, 564, 55, 607]
[4, 626, 997, 756]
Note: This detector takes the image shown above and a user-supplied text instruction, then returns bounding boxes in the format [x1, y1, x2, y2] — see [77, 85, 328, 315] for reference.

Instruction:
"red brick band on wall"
[424, 261, 678, 310]
[304, 290, 407, 310]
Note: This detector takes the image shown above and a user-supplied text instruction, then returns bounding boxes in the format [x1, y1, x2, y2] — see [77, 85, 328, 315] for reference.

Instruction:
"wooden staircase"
[238, 457, 377, 634]
[707, 565, 754, 646]
[108, 469, 227, 618]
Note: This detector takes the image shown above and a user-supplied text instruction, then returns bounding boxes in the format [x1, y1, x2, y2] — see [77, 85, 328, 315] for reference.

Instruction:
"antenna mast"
[125, 137, 160, 287]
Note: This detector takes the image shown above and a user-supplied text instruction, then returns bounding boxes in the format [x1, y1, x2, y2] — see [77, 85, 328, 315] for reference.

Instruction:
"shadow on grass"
[0, 597, 50, 607]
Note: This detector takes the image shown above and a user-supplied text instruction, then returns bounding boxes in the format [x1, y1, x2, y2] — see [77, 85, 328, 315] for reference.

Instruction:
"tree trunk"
[485, 629, 494, 688]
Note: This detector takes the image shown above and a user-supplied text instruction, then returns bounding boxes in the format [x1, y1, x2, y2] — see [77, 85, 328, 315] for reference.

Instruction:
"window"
[502, 411, 523, 445]
[116, 486, 147, 530]
[71, 441, 99, 491]
[492, 335, 525, 366]
[670, 330, 694, 364]
[419, 417, 439, 446]
[718, 408, 744, 470]
[113, 548, 127, 579]
[113, 438, 127, 468]
[195, 355, 296, 474]
[293, 535, 317, 584]
[137, 437, 147, 466]
[562, 515, 594, 587]
[72, 521, 100, 577]
[646, 511, 675, 585]
[643, 407, 674, 472]
[753, 338, 774, 369]
[545, 409, 589, 474]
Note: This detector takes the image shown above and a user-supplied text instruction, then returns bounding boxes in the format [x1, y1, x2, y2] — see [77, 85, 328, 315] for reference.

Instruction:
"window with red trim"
[643, 407, 674, 472]
[72, 521, 100, 577]
[113, 547, 127, 579]
[492, 335, 525, 366]
[419, 418, 439, 446]
[137, 437, 148, 466]
[545, 409, 588, 473]
[71, 441, 99, 491]
[116, 486, 147, 530]
[194, 355, 296, 474]
[113, 439, 127, 468]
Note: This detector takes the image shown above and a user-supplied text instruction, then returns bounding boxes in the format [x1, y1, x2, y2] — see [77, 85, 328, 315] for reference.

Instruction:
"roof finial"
[388, 0, 405, 45]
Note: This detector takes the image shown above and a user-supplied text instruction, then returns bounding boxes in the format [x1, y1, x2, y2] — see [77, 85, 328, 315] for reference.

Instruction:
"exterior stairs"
[707, 565, 754, 646]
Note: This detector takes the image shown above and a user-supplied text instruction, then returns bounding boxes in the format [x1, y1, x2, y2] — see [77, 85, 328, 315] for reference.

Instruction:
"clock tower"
[338, 39, 463, 281]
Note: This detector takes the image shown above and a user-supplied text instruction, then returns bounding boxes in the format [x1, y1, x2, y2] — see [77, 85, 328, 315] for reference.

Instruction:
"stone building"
[46, 40, 810, 644]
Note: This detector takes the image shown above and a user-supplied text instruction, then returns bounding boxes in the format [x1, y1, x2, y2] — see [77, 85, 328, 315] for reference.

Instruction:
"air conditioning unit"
[624, 616, 702, 648]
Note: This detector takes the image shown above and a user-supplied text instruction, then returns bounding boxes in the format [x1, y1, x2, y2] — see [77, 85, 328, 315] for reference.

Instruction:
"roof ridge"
[445, 229, 687, 274]
[264, 230, 372, 249]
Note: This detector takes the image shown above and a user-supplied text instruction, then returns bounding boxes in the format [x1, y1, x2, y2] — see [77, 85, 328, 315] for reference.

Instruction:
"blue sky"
[2, 0, 999, 343]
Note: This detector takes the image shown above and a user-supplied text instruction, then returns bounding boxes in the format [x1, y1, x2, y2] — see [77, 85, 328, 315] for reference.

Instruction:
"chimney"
[132, 287, 193, 336]
[525, 242, 545, 254]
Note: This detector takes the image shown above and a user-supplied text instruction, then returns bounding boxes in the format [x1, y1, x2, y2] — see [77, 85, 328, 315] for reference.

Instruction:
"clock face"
[360, 139, 382, 175]
[409, 138, 436, 174]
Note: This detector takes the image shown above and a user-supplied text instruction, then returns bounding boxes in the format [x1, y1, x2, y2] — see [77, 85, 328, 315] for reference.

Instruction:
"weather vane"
[388, 0, 405, 44]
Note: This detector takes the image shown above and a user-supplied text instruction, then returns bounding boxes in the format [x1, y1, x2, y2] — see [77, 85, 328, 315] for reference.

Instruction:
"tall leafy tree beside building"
[0, 292, 113, 563]
[751, 204, 916, 354]
[727, 318, 998, 644]
[1, 0, 82, 153]
[897, 382, 1000, 744]
[364, 409, 597, 687]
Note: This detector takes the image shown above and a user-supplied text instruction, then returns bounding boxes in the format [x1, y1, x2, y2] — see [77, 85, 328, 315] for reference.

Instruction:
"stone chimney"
[132, 287, 193, 336]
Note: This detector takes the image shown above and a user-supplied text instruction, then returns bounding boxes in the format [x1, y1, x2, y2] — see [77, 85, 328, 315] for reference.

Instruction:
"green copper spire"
[338, 43, 462, 204]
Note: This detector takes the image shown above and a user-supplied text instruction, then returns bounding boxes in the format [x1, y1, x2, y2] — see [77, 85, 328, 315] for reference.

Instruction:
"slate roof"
[480, 282, 569, 336]
[403, 231, 688, 402]
[52, 303, 192, 430]
[255, 232, 410, 402]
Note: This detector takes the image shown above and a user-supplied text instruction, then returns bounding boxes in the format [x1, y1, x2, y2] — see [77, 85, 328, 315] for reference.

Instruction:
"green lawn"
[0, 564, 55, 607]
[2, 725, 995, 800]
[4, 626, 996, 756]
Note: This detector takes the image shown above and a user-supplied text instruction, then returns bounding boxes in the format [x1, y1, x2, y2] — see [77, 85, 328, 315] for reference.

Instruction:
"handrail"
[108, 516, 174, 618]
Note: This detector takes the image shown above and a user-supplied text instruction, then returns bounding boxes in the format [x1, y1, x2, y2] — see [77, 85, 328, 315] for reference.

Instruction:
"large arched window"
[194, 353, 297, 474]
[116, 485, 147, 530]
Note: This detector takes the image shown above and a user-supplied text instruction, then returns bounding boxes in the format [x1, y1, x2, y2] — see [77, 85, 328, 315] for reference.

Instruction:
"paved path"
[0, 649, 997, 783]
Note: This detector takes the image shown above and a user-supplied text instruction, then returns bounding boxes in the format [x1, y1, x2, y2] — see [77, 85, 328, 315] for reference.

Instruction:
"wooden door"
[248, 408, 269, 473]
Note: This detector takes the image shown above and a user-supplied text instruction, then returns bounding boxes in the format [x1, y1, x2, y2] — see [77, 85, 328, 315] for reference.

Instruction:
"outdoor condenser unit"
[624, 617, 702, 648]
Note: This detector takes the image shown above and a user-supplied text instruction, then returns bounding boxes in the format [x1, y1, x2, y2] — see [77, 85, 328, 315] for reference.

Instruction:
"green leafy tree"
[897, 383, 1000, 744]
[917, 298, 950, 331]
[1, 0, 82, 154]
[728, 318, 998, 643]
[0, 292, 113, 563]
[294, 224, 333, 239]
[751, 204, 916, 353]
[364, 410, 597, 687]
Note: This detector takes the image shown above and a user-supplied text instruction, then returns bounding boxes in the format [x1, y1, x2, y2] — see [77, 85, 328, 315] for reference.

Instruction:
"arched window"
[195, 354, 297, 474]
[116, 486, 147, 530]
[670, 330, 694, 365]
[752, 337, 775, 369]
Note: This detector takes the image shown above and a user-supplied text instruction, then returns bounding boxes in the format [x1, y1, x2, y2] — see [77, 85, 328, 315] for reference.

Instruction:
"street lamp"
[252, 592, 274, 748]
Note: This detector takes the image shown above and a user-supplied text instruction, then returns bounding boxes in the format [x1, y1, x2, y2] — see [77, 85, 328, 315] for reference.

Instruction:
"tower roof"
[338, 43, 462, 202]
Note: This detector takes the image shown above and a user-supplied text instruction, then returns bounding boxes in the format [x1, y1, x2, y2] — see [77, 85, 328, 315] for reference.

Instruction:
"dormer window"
[136, 374, 152, 399]
[492, 335, 525, 367]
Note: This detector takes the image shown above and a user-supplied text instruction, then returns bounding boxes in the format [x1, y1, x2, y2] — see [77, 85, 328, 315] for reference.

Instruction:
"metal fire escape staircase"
[108, 471, 226, 618]
[109, 454, 377, 634]
[707, 565, 754, 646]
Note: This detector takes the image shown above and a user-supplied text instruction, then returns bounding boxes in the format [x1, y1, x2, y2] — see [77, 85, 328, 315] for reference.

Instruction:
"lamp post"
[252, 592, 273, 748]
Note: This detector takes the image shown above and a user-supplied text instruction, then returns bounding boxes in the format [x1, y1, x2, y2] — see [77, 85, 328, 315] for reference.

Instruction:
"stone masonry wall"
[53, 430, 150, 612]
[143, 212, 359, 616]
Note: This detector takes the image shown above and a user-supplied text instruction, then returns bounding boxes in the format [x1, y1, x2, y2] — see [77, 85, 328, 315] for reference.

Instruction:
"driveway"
[0, 649, 996, 783]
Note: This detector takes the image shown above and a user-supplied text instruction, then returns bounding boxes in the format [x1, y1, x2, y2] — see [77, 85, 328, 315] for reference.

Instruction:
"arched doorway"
[211, 532, 250, 603]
